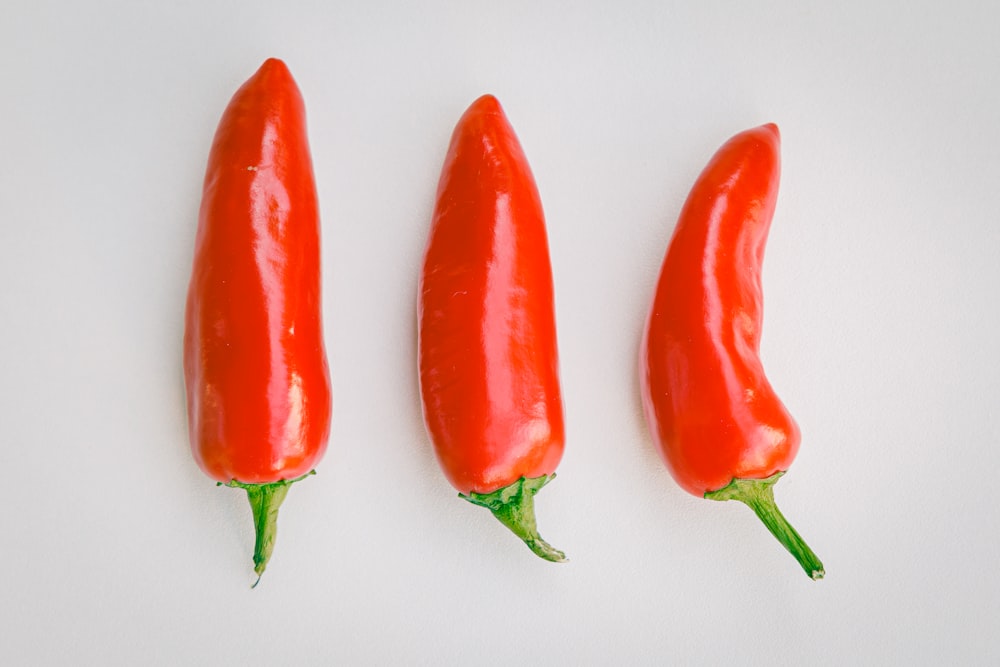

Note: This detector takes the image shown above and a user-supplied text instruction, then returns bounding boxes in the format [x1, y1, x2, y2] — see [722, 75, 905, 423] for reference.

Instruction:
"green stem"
[705, 472, 825, 580]
[222, 471, 315, 584]
[461, 475, 567, 563]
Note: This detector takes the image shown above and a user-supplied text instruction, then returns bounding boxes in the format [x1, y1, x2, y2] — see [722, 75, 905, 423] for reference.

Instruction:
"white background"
[2, 1, 998, 664]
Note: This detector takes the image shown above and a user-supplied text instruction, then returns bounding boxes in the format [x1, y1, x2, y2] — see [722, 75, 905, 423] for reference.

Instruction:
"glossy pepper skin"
[418, 95, 566, 562]
[640, 124, 823, 579]
[184, 58, 331, 582]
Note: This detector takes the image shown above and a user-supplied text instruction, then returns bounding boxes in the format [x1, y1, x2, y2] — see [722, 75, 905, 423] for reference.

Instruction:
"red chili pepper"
[184, 59, 331, 582]
[640, 124, 824, 579]
[418, 95, 566, 562]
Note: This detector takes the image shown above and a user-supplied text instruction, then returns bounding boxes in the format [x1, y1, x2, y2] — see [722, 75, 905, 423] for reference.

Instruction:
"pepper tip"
[469, 93, 503, 116]
[260, 56, 287, 69]
[254, 57, 293, 83]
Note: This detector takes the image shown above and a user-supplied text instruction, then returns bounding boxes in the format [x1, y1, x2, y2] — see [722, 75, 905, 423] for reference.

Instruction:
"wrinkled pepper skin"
[641, 124, 823, 579]
[184, 58, 331, 581]
[418, 95, 566, 562]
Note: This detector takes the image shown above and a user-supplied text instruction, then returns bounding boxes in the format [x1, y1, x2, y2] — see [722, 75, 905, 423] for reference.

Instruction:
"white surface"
[2, 1, 998, 664]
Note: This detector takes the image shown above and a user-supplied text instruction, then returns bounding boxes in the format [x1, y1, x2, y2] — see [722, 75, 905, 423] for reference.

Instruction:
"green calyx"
[221, 470, 316, 586]
[461, 474, 567, 563]
[705, 472, 824, 580]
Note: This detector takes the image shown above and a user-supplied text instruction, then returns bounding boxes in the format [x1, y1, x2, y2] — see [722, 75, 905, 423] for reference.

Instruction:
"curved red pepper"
[640, 124, 823, 579]
[418, 95, 566, 562]
[184, 59, 331, 581]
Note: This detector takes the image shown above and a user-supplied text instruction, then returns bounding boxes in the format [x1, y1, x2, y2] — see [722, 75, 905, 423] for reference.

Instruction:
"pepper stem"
[461, 475, 567, 563]
[705, 472, 824, 580]
[222, 471, 315, 584]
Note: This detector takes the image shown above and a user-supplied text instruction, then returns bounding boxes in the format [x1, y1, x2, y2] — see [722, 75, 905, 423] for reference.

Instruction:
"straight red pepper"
[418, 95, 566, 562]
[184, 59, 331, 582]
[640, 124, 824, 579]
